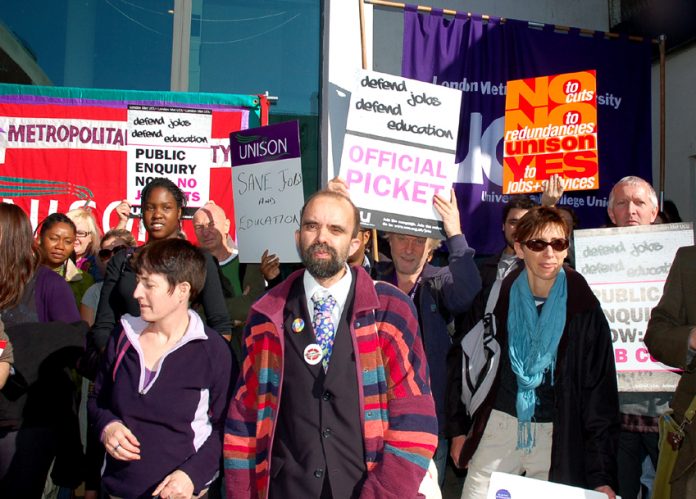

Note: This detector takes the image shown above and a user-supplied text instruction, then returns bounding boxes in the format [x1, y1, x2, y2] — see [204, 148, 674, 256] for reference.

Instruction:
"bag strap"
[484, 276, 504, 315]
[112, 329, 131, 382]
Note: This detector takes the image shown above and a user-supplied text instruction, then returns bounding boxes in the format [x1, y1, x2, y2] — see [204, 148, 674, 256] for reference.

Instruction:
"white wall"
[652, 43, 696, 222]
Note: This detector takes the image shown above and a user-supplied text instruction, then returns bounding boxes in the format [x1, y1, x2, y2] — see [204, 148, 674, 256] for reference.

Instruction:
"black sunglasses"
[521, 238, 569, 252]
[98, 245, 128, 260]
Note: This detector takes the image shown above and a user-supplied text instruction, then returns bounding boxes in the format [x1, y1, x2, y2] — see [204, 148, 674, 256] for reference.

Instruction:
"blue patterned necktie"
[311, 291, 337, 372]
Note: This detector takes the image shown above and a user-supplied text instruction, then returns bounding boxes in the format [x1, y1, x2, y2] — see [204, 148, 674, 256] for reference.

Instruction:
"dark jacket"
[374, 233, 481, 432]
[645, 245, 696, 498]
[447, 264, 620, 490]
[89, 312, 234, 498]
[91, 247, 231, 349]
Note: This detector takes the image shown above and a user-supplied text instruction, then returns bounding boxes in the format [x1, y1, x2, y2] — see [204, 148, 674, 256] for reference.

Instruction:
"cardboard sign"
[574, 223, 694, 392]
[338, 69, 462, 238]
[230, 121, 303, 263]
[503, 70, 598, 195]
[487, 472, 615, 499]
[127, 105, 213, 207]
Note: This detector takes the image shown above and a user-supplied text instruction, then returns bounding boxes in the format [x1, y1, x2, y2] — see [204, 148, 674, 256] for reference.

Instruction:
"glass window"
[2, 0, 173, 90]
[1, 0, 321, 191]
[188, 0, 321, 192]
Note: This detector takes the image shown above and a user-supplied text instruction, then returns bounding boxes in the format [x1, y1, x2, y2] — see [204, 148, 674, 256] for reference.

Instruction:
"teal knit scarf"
[507, 267, 567, 451]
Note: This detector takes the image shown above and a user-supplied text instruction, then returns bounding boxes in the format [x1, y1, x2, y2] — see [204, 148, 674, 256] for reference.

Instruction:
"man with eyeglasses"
[192, 201, 278, 358]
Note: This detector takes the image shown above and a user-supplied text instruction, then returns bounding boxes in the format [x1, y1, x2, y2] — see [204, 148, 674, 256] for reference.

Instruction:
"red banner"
[0, 84, 267, 241]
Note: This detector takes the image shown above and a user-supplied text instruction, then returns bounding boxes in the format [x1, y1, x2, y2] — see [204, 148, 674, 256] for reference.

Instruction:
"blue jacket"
[88, 311, 235, 498]
[375, 234, 481, 431]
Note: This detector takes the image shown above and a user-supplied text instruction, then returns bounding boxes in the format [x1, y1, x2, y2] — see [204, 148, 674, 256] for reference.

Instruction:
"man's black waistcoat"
[269, 269, 366, 499]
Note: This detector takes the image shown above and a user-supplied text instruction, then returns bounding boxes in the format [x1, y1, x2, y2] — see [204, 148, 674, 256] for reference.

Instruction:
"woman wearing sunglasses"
[80, 229, 137, 326]
[447, 206, 620, 498]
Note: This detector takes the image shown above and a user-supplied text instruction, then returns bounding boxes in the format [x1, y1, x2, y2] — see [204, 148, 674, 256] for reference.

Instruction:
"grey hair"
[608, 176, 658, 210]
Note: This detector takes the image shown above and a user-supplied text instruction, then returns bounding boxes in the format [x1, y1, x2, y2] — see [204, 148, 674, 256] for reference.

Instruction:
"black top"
[492, 302, 555, 423]
[90, 246, 231, 349]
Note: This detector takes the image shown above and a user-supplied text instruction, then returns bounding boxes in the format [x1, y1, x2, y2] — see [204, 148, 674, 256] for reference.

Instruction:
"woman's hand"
[594, 485, 617, 498]
[102, 420, 140, 461]
[541, 174, 565, 207]
[449, 434, 467, 468]
[153, 469, 195, 499]
[114, 200, 132, 230]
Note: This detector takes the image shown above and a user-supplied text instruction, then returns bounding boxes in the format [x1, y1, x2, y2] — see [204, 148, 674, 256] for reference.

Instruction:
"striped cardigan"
[224, 267, 438, 498]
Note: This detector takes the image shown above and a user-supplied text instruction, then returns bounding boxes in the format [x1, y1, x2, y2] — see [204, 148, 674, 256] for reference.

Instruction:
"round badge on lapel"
[304, 344, 323, 365]
[292, 318, 305, 333]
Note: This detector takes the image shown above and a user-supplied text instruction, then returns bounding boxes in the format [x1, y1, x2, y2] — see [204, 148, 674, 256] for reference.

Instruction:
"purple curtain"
[403, 6, 653, 254]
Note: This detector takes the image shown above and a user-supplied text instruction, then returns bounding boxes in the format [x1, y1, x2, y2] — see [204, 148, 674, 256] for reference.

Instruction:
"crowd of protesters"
[0, 174, 692, 499]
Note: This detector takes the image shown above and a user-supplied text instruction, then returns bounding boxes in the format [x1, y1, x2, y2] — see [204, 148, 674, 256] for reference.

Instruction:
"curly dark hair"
[37, 212, 77, 239]
[140, 178, 187, 215]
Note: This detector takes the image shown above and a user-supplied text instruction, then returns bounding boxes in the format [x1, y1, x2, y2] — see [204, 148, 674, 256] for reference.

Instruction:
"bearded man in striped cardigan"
[224, 189, 437, 499]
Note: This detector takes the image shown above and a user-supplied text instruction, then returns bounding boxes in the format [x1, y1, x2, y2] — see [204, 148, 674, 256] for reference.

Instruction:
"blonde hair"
[66, 207, 102, 257]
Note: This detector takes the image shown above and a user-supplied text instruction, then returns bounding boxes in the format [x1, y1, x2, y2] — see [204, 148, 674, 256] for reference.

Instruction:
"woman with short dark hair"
[88, 238, 233, 498]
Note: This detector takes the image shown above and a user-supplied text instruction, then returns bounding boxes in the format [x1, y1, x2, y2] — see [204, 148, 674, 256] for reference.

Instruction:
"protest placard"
[503, 70, 599, 195]
[230, 121, 303, 263]
[338, 69, 462, 238]
[574, 223, 694, 391]
[127, 105, 212, 207]
[487, 472, 612, 499]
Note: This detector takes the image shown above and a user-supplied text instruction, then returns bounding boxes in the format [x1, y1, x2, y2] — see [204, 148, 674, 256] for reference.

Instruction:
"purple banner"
[402, 7, 653, 254]
[230, 120, 301, 167]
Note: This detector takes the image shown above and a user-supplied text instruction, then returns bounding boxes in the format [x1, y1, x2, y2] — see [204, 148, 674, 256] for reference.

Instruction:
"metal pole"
[659, 34, 666, 211]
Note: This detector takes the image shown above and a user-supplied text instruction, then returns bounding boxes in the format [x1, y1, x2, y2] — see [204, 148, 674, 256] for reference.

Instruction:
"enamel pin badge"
[292, 318, 305, 333]
[303, 344, 323, 365]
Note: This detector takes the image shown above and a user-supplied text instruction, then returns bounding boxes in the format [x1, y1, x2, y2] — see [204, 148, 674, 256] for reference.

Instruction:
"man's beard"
[301, 242, 345, 279]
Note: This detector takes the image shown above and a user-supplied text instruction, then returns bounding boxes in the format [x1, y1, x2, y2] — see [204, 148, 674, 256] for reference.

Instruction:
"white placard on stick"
[338, 69, 462, 239]
[229, 121, 303, 263]
[126, 105, 212, 207]
[574, 222, 694, 392]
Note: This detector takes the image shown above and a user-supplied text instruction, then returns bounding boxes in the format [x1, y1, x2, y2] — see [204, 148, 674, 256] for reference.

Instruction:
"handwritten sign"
[338, 69, 462, 238]
[574, 223, 694, 392]
[127, 105, 212, 207]
[230, 121, 303, 263]
[503, 70, 599, 195]
[487, 472, 610, 499]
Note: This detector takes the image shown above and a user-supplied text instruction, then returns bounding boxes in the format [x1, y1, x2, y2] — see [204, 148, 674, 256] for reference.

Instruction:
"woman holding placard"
[89, 177, 231, 355]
